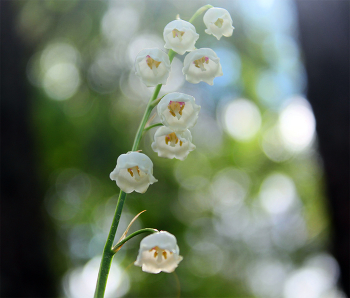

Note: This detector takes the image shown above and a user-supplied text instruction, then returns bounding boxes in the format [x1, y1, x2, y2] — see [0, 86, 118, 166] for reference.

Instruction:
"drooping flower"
[182, 48, 223, 85]
[163, 20, 199, 55]
[135, 48, 171, 87]
[151, 126, 195, 160]
[203, 7, 234, 40]
[157, 92, 200, 131]
[134, 231, 183, 274]
[110, 152, 157, 193]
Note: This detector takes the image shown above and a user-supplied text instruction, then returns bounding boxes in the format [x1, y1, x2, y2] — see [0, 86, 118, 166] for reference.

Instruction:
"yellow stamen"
[127, 166, 140, 178]
[214, 18, 224, 28]
[172, 29, 185, 41]
[168, 101, 185, 119]
[194, 56, 209, 71]
[165, 132, 179, 147]
[150, 246, 168, 262]
[146, 56, 161, 70]
[179, 104, 185, 115]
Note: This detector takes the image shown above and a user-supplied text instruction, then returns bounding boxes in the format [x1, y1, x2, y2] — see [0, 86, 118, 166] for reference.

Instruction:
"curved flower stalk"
[135, 48, 171, 87]
[134, 231, 183, 274]
[94, 5, 228, 298]
[203, 7, 234, 40]
[110, 152, 157, 193]
[163, 20, 199, 55]
[183, 48, 223, 85]
[157, 92, 201, 130]
[151, 126, 195, 160]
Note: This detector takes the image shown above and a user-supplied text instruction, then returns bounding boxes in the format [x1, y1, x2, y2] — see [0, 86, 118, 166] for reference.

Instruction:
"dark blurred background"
[1, 0, 349, 297]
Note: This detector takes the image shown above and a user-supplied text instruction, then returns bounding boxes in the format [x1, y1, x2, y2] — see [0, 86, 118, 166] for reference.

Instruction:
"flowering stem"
[112, 228, 158, 253]
[94, 6, 207, 298]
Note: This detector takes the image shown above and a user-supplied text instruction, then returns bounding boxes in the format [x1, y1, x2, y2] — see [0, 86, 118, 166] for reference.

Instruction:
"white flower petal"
[134, 231, 183, 274]
[203, 7, 234, 40]
[163, 20, 199, 55]
[135, 48, 171, 87]
[182, 48, 223, 85]
[151, 126, 196, 160]
[157, 92, 201, 131]
[110, 152, 157, 193]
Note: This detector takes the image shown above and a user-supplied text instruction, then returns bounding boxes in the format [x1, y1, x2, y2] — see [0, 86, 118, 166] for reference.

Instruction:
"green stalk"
[143, 123, 163, 132]
[94, 5, 212, 297]
[188, 4, 213, 24]
[112, 228, 158, 253]
[94, 191, 126, 298]
[94, 69, 165, 298]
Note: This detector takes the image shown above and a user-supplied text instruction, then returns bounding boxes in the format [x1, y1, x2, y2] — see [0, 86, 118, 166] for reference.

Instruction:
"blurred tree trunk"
[0, 2, 56, 297]
[296, 1, 349, 296]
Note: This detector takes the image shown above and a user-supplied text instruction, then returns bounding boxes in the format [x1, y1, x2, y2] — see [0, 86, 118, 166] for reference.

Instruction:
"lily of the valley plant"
[94, 5, 234, 298]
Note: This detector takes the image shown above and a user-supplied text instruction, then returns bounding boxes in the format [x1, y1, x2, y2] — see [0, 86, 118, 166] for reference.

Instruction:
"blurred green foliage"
[13, 0, 337, 297]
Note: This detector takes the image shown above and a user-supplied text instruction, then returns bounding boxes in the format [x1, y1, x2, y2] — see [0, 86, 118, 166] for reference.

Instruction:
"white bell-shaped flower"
[182, 48, 223, 85]
[157, 92, 200, 131]
[134, 231, 183, 274]
[163, 20, 199, 55]
[151, 126, 195, 160]
[203, 7, 234, 40]
[135, 48, 171, 87]
[110, 152, 157, 193]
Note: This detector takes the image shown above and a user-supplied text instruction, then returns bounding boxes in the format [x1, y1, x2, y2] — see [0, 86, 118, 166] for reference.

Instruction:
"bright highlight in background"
[63, 256, 129, 298]
[279, 96, 316, 152]
[259, 173, 296, 214]
[223, 99, 262, 141]
[43, 63, 80, 101]
[40, 42, 81, 100]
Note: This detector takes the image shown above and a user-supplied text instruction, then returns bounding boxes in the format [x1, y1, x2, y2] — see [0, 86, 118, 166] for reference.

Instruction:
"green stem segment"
[94, 191, 126, 298]
[188, 4, 213, 24]
[132, 84, 162, 151]
[143, 123, 163, 132]
[94, 78, 163, 298]
[112, 228, 158, 253]
[94, 5, 212, 298]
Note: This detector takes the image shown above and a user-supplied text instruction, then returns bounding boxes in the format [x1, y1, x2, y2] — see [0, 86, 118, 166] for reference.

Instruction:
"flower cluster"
[135, 7, 234, 87]
[152, 92, 199, 160]
[109, 6, 234, 274]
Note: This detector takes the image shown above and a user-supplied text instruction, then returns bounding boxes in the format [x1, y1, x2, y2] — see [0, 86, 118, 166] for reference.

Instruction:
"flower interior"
[193, 56, 209, 71]
[127, 166, 142, 180]
[172, 29, 185, 41]
[165, 132, 183, 147]
[149, 246, 173, 262]
[146, 55, 162, 75]
[214, 18, 224, 28]
[168, 101, 185, 119]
